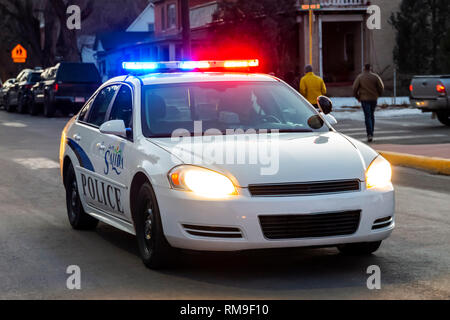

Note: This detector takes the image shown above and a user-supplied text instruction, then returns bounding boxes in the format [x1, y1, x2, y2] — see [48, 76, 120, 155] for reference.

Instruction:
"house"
[127, 3, 156, 32]
[93, 2, 157, 81]
[94, 32, 155, 81]
[150, 0, 218, 60]
[92, 0, 401, 94]
[297, 0, 402, 95]
[148, 0, 401, 95]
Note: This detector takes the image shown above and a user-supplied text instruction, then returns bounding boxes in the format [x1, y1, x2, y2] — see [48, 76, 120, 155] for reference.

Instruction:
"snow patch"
[331, 97, 410, 109]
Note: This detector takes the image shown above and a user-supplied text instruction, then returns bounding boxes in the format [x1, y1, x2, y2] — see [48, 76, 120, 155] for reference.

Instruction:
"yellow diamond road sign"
[12, 44, 27, 63]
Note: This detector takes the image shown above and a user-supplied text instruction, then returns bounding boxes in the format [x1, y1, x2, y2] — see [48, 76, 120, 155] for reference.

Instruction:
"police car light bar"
[122, 60, 259, 72]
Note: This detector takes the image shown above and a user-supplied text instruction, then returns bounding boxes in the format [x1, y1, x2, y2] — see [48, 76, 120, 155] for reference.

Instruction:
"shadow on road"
[95, 223, 412, 293]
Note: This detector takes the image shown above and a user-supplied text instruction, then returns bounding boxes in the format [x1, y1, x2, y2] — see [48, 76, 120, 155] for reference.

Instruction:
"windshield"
[29, 72, 41, 83]
[141, 81, 329, 137]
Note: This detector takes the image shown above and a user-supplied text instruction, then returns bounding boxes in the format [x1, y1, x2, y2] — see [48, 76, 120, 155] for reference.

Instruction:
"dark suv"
[5, 69, 42, 113]
[31, 62, 101, 117]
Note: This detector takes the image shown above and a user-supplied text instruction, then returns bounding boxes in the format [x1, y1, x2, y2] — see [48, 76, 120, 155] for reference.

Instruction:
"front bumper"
[155, 184, 395, 251]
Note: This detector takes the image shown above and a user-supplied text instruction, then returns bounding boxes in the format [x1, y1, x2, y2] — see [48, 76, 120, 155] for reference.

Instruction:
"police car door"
[90, 84, 134, 222]
[72, 84, 119, 218]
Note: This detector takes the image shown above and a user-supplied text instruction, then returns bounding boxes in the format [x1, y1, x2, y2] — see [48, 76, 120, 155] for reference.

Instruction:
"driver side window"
[109, 85, 133, 129]
[86, 85, 119, 127]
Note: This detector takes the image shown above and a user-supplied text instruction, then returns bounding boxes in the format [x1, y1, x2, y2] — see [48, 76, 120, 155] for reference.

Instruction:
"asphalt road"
[0, 110, 449, 299]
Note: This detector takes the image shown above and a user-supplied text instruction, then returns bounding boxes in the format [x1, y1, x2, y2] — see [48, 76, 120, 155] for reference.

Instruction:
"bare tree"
[48, 0, 94, 62]
[0, 0, 148, 80]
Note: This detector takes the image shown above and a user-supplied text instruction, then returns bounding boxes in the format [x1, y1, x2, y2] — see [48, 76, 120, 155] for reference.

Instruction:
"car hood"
[151, 132, 369, 187]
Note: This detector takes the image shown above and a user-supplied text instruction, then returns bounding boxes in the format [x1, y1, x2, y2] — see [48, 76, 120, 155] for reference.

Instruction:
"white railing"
[320, 0, 368, 6]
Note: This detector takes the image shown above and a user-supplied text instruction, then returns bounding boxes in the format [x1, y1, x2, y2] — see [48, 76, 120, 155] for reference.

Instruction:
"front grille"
[248, 180, 360, 197]
[182, 224, 243, 238]
[259, 210, 361, 240]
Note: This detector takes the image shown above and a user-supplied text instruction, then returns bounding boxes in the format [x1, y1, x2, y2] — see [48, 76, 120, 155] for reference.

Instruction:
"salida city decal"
[104, 143, 124, 175]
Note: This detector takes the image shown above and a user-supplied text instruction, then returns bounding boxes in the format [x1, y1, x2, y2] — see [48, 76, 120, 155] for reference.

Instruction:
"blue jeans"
[361, 100, 377, 136]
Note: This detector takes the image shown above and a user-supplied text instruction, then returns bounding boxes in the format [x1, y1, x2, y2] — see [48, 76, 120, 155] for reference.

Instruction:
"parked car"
[5, 69, 42, 113]
[31, 62, 101, 117]
[29, 67, 54, 115]
[0, 78, 16, 109]
[410, 75, 450, 126]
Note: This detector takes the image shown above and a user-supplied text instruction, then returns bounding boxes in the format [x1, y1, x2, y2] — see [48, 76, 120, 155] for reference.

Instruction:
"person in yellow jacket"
[300, 65, 327, 108]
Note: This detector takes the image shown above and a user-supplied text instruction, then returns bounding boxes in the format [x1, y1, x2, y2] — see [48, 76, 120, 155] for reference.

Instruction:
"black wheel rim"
[68, 178, 80, 221]
[142, 200, 155, 256]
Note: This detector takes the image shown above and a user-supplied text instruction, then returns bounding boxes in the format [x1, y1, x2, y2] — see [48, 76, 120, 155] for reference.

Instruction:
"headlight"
[366, 156, 392, 189]
[168, 165, 237, 198]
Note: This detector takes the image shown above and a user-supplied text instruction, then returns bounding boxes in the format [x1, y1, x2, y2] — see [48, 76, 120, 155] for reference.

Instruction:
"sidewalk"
[375, 144, 450, 175]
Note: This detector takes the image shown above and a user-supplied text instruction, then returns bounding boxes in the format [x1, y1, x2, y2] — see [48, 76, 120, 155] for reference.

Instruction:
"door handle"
[96, 143, 106, 151]
[73, 134, 81, 141]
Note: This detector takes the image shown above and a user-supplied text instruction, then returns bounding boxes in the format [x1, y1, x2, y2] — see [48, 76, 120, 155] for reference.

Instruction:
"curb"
[378, 150, 450, 176]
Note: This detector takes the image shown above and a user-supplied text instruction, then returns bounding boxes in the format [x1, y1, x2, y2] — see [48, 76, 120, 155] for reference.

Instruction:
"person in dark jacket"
[353, 64, 384, 142]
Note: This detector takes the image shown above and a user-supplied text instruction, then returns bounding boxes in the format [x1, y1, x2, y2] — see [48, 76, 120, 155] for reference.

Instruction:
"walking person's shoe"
[367, 135, 373, 143]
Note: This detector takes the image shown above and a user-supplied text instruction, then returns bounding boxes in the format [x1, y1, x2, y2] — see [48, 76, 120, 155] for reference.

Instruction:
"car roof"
[107, 72, 278, 86]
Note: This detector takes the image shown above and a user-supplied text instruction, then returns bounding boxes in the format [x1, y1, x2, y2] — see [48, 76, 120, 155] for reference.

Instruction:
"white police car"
[60, 60, 394, 269]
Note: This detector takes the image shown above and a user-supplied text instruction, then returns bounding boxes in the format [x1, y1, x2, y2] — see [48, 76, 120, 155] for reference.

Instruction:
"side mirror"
[99, 120, 127, 138]
[317, 96, 332, 115]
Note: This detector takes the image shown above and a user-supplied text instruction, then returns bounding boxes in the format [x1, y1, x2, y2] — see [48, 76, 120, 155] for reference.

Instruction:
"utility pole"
[180, 0, 191, 60]
[301, 2, 321, 66]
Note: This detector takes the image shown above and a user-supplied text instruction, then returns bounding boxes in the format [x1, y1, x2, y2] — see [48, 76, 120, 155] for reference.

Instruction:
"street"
[0, 110, 448, 299]
[334, 109, 450, 145]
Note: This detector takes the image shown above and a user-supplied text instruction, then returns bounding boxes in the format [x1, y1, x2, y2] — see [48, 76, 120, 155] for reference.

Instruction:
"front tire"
[5, 95, 15, 113]
[337, 241, 382, 255]
[437, 111, 450, 126]
[29, 97, 40, 116]
[65, 163, 98, 230]
[17, 94, 27, 114]
[134, 183, 174, 269]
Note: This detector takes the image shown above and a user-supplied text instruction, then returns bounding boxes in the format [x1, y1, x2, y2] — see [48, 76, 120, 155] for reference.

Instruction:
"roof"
[127, 2, 154, 32]
[107, 72, 278, 86]
[94, 32, 154, 52]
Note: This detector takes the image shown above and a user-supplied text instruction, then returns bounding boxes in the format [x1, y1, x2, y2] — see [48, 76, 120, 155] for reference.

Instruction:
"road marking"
[2, 122, 27, 128]
[13, 158, 59, 170]
[360, 134, 447, 142]
[376, 119, 433, 127]
[338, 128, 367, 132]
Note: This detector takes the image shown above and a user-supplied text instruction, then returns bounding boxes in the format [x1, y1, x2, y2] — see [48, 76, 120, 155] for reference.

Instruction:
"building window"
[161, 5, 166, 30]
[167, 4, 176, 29]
